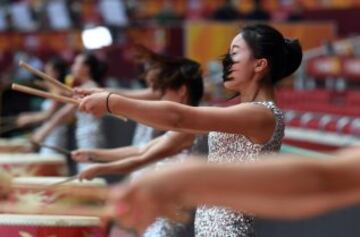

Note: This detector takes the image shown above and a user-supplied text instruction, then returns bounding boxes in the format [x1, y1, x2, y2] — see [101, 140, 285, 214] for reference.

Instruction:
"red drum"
[11, 177, 107, 206]
[0, 154, 68, 177]
[0, 214, 105, 237]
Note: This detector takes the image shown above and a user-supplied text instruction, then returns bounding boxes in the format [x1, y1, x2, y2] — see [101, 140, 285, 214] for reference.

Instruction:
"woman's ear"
[178, 85, 187, 102]
[254, 58, 268, 73]
[178, 85, 187, 98]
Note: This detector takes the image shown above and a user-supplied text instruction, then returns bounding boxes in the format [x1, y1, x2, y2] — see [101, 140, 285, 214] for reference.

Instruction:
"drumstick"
[12, 84, 127, 121]
[12, 83, 79, 105]
[31, 141, 70, 156]
[19, 61, 73, 95]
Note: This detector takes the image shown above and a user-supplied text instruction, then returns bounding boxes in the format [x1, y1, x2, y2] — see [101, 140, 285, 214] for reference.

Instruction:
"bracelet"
[106, 92, 114, 114]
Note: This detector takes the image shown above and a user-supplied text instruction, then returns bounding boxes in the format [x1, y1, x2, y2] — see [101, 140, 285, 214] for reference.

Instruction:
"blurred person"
[31, 53, 106, 171]
[154, 0, 181, 25]
[108, 146, 360, 232]
[211, 0, 242, 21]
[16, 57, 69, 154]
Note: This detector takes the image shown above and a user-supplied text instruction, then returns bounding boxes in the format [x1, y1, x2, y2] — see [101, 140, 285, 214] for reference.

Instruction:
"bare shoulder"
[230, 102, 276, 124]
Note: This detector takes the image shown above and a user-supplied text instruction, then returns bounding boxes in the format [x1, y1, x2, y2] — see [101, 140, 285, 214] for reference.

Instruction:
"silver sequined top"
[195, 101, 285, 237]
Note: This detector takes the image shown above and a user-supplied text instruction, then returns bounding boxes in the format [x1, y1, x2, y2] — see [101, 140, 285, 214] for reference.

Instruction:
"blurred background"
[0, 0, 360, 236]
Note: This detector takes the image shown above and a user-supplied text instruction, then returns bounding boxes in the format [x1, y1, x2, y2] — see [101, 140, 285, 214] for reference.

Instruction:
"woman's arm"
[79, 93, 275, 144]
[111, 88, 162, 100]
[16, 101, 60, 127]
[74, 87, 162, 101]
[71, 136, 164, 163]
[78, 132, 195, 179]
[108, 147, 360, 229]
[31, 104, 76, 143]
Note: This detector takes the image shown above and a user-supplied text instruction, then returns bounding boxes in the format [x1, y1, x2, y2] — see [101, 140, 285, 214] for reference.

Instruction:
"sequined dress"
[195, 101, 285, 237]
[142, 132, 192, 237]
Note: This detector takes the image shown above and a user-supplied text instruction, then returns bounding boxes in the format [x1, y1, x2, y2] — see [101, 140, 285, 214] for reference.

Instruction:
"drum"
[0, 138, 30, 153]
[11, 177, 107, 206]
[0, 153, 68, 177]
[0, 214, 105, 237]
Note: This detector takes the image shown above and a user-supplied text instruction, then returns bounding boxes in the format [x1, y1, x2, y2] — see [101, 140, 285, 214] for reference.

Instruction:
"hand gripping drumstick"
[18, 62, 127, 121]
[12, 83, 127, 121]
[19, 61, 73, 95]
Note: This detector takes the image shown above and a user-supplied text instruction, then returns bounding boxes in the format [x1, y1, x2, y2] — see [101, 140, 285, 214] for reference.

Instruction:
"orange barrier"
[185, 22, 336, 71]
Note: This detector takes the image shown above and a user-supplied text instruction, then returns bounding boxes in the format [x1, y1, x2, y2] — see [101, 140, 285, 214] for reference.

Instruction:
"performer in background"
[73, 58, 204, 237]
[32, 53, 106, 171]
[16, 57, 69, 155]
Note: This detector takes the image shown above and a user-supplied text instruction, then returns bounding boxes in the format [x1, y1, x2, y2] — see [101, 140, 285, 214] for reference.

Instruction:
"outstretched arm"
[31, 104, 76, 144]
[78, 132, 195, 179]
[71, 136, 164, 163]
[16, 101, 60, 127]
[79, 93, 275, 144]
[108, 147, 360, 231]
[74, 87, 162, 101]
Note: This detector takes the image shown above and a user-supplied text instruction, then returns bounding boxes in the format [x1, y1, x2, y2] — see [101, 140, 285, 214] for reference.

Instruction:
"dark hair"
[239, 24, 302, 84]
[48, 57, 68, 83]
[82, 53, 107, 83]
[155, 58, 204, 106]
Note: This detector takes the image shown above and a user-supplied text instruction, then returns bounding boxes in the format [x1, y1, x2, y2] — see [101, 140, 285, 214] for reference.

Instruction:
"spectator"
[211, 0, 242, 21]
[246, 0, 270, 21]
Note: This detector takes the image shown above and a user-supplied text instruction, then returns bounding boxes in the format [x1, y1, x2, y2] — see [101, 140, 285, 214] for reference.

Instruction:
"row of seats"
[284, 110, 360, 135]
[276, 89, 360, 136]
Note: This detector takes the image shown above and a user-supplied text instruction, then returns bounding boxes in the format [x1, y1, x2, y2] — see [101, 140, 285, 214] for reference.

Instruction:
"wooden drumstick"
[12, 83, 79, 105]
[12, 84, 127, 121]
[19, 61, 73, 95]
[31, 141, 71, 156]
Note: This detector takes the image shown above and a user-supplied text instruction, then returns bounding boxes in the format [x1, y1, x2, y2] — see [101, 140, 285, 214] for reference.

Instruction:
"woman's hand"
[16, 113, 35, 127]
[78, 92, 108, 117]
[71, 149, 95, 162]
[108, 168, 190, 232]
[31, 127, 47, 145]
[78, 165, 103, 180]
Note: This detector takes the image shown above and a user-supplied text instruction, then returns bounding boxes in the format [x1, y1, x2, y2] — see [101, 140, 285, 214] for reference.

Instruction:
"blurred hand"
[71, 149, 94, 162]
[78, 165, 102, 180]
[108, 168, 190, 232]
[78, 92, 108, 117]
[16, 114, 34, 127]
[31, 128, 46, 145]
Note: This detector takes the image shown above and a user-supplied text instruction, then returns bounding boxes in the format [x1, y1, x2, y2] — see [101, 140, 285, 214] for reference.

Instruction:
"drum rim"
[0, 154, 66, 164]
[0, 214, 101, 226]
[14, 177, 107, 187]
